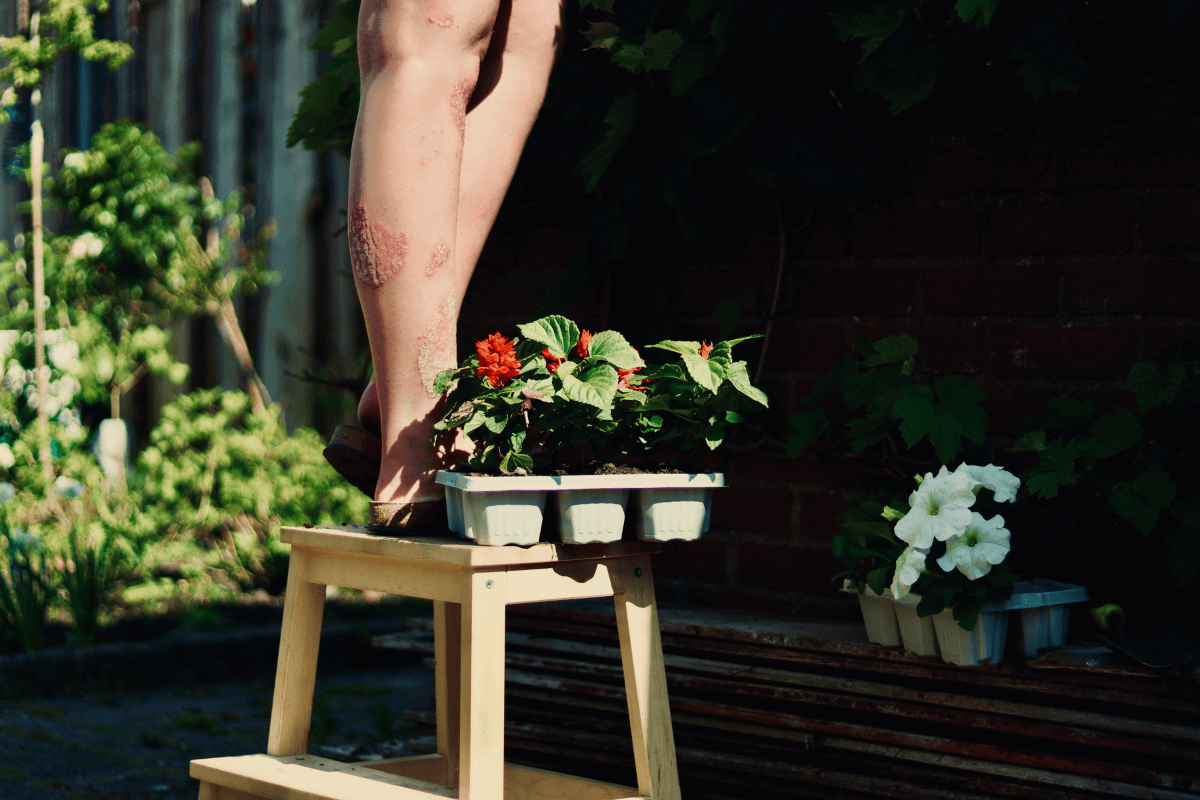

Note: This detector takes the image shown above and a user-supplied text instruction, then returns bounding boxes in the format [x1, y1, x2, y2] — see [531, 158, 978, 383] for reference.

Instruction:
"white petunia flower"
[54, 476, 84, 499]
[0, 443, 13, 470]
[891, 545, 928, 600]
[954, 462, 1021, 503]
[937, 512, 1011, 580]
[895, 466, 976, 549]
[0, 481, 14, 503]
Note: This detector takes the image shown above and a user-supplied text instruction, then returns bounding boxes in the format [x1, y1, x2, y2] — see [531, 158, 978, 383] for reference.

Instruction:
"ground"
[0, 665, 432, 799]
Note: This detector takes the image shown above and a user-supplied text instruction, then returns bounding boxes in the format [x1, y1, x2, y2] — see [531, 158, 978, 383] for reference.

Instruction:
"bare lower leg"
[352, 0, 561, 503]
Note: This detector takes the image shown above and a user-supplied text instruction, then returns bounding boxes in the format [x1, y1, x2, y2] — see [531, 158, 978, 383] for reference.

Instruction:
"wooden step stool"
[191, 525, 681, 800]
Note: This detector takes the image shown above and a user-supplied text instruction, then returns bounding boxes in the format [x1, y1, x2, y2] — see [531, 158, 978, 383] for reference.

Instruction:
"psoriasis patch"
[425, 243, 451, 277]
[418, 290, 457, 396]
[426, 14, 453, 27]
[348, 205, 408, 288]
[449, 79, 475, 140]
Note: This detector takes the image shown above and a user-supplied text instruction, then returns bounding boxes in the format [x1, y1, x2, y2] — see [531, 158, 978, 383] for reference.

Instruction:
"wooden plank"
[213, 787, 267, 800]
[459, 571, 507, 800]
[377, 629, 1200, 763]
[504, 764, 642, 800]
[281, 526, 656, 568]
[613, 556, 681, 800]
[267, 548, 326, 757]
[304, 550, 462, 603]
[190, 754, 456, 799]
[504, 561, 618, 605]
[432, 602, 460, 789]
[365, 754, 449, 787]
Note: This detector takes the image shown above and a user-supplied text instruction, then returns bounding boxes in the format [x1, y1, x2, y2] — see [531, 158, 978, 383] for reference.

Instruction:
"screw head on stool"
[486, 579, 494, 588]
[634, 568, 642, 577]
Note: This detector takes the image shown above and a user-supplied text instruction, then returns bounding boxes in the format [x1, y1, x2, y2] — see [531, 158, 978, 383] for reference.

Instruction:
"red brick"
[981, 386, 1058, 435]
[778, 457, 838, 485]
[991, 328, 1136, 378]
[766, 326, 846, 373]
[1141, 199, 1200, 252]
[801, 494, 846, 539]
[852, 209, 980, 258]
[802, 223, 847, 259]
[795, 268, 915, 316]
[989, 203, 1133, 255]
[737, 543, 843, 594]
[923, 266, 1057, 316]
[729, 455, 781, 481]
[1059, 141, 1200, 190]
[651, 541, 727, 584]
[922, 145, 1058, 198]
[1063, 264, 1200, 315]
[688, 589, 792, 616]
[1141, 326, 1200, 360]
[854, 326, 984, 375]
[710, 487, 792, 535]
[660, 268, 777, 315]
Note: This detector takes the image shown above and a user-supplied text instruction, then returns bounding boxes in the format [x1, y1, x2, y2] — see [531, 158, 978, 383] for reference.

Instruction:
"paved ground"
[0, 665, 433, 799]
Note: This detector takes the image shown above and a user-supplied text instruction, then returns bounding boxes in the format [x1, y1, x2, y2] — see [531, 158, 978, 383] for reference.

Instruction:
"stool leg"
[433, 599, 462, 788]
[267, 546, 327, 756]
[459, 570, 507, 800]
[615, 556, 681, 800]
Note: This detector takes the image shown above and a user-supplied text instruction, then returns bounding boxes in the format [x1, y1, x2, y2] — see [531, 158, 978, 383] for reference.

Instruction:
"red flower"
[575, 330, 593, 359]
[618, 345, 644, 391]
[700, 341, 713, 360]
[476, 332, 521, 388]
[542, 347, 563, 373]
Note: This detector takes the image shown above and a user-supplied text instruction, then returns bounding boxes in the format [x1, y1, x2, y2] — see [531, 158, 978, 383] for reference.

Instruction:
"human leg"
[338, 0, 563, 505]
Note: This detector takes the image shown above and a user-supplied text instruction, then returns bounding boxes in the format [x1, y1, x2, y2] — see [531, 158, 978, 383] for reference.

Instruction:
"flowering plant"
[834, 462, 1022, 631]
[434, 315, 647, 474]
[434, 319, 770, 474]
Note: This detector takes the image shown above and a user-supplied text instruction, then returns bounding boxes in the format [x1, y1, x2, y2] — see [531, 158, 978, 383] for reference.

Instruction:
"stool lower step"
[192, 753, 646, 800]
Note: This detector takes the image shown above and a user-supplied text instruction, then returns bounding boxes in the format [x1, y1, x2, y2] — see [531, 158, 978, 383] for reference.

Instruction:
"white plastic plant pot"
[1002, 579, 1090, 658]
[556, 488, 630, 544]
[891, 597, 941, 657]
[630, 473, 725, 542]
[437, 473, 560, 546]
[841, 581, 900, 647]
[931, 607, 1010, 667]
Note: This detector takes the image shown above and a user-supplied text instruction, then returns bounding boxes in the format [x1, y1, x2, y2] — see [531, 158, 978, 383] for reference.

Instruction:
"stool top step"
[282, 525, 659, 567]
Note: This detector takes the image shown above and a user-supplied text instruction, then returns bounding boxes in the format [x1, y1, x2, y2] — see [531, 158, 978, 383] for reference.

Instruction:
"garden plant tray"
[437, 471, 724, 546]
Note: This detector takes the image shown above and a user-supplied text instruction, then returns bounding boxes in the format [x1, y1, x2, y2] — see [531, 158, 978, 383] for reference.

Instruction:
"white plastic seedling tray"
[1003, 578, 1089, 658]
[842, 581, 900, 647]
[437, 471, 723, 546]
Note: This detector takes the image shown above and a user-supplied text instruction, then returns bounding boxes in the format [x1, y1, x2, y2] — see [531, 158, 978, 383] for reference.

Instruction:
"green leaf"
[483, 405, 508, 434]
[866, 565, 891, 596]
[725, 410, 748, 424]
[1011, 5, 1089, 101]
[1128, 359, 1185, 412]
[582, 20, 621, 49]
[704, 422, 724, 450]
[643, 29, 684, 70]
[1110, 470, 1177, 534]
[433, 368, 459, 396]
[842, 521, 895, 543]
[832, 0, 910, 59]
[1024, 438, 1080, 499]
[725, 360, 768, 407]
[892, 375, 985, 464]
[587, 330, 642, 369]
[682, 353, 725, 393]
[1080, 407, 1143, 460]
[786, 408, 829, 458]
[951, 600, 983, 632]
[517, 315, 580, 359]
[1010, 430, 1047, 453]
[578, 90, 639, 192]
[955, 0, 1002, 27]
[862, 333, 919, 367]
[916, 591, 946, 618]
[647, 340, 702, 356]
[559, 362, 619, 410]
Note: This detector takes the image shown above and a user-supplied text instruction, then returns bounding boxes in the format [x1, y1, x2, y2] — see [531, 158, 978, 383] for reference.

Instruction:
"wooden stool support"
[191, 526, 681, 800]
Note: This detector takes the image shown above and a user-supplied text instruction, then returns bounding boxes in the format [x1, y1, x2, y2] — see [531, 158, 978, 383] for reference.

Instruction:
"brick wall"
[464, 97, 1200, 621]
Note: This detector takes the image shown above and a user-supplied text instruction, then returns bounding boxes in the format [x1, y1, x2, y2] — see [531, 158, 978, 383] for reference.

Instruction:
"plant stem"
[216, 296, 270, 413]
[30, 13, 49, 479]
[754, 196, 812, 385]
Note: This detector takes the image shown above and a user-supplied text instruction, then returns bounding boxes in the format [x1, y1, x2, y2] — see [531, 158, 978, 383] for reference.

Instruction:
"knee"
[358, 0, 497, 79]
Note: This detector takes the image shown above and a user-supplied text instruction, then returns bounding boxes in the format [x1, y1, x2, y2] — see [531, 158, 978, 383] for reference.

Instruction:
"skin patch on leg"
[349, 205, 408, 288]
[426, 14, 453, 27]
[418, 291, 458, 397]
[425, 243, 451, 277]
[449, 79, 475, 140]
